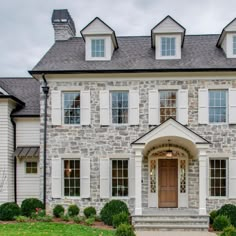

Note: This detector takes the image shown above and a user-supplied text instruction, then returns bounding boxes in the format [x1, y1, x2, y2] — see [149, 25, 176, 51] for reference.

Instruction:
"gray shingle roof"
[0, 78, 40, 116]
[32, 34, 236, 72]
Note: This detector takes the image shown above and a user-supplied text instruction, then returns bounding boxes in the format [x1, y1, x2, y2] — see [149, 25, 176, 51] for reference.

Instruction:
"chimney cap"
[52, 9, 76, 35]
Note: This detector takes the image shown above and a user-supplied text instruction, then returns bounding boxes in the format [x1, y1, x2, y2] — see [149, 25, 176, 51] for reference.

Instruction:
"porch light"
[166, 140, 173, 158]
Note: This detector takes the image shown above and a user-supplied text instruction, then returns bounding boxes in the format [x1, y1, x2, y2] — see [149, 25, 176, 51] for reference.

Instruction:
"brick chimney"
[51, 9, 76, 41]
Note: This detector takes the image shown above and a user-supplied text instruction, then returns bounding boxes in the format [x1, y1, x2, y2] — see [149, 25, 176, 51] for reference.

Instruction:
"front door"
[158, 159, 178, 208]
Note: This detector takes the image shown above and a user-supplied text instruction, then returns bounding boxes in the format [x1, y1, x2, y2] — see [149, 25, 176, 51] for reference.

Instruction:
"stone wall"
[39, 76, 236, 213]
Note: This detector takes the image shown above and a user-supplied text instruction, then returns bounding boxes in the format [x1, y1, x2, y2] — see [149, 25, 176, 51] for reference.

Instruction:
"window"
[161, 37, 176, 56]
[111, 91, 128, 124]
[25, 162, 37, 174]
[233, 36, 236, 55]
[64, 92, 80, 125]
[112, 160, 128, 197]
[209, 90, 227, 123]
[209, 159, 227, 197]
[160, 90, 177, 123]
[91, 39, 105, 57]
[64, 160, 80, 197]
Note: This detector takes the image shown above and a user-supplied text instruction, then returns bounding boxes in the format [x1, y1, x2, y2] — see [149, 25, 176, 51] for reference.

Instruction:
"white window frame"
[110, 91, 129, 125]
[161, 37, 176, 57]
[208, 89, 228, 124]
[25, 161, 38, 174]
[110, 158, 129, 199]
[62, 91, 81, 126]
[233, 36, 236, 55]
[208, 158, 228, 198]
[91, 39, 105, 58]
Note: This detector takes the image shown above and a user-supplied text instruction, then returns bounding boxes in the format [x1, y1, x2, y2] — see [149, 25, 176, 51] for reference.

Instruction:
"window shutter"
[81, 90, 91, 125]
[100, 91, 110, 125]
[80, 158, 90, 198]
[129, 157, 135, 198]
[229, 88, 236, 124]
[51, 90, 62, 125]
[177, 89, 188, 125]
[198, 89, 208, 124]
[100, 158, 110, 198]
[51, 158, 62, 198]
[129, 90, 139, 125]
[149, 90, 159, 125]
[229, 158, 236, 198]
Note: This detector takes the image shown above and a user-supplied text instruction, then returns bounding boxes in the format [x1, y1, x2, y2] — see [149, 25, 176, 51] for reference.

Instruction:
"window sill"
[207, 196, 228, 200]
[111, 196, 130, 200]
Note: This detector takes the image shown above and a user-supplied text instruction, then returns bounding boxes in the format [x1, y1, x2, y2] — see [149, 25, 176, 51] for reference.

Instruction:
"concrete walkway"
[136, 231, 217, 236]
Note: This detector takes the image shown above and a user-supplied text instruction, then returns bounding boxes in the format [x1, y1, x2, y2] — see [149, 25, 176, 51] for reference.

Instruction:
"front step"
[132, 214, 209, 231]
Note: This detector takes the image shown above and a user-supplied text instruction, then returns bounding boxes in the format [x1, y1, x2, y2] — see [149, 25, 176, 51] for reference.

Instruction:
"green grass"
[0, 222, 115, 236]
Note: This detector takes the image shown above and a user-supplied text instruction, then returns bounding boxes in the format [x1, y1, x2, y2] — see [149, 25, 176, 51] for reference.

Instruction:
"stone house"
[1, 9, 236, 230]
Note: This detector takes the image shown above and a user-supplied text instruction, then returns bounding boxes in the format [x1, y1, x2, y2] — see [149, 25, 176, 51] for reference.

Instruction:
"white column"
[134, 149, 143, 215]
[198, 148, 207, 215]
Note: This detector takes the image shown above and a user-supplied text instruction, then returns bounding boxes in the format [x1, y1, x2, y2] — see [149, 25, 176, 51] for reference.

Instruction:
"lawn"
[0, 222, 115, 236]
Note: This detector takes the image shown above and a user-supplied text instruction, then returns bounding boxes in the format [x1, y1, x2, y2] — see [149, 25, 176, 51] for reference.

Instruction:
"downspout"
[42, 74, 49, 209]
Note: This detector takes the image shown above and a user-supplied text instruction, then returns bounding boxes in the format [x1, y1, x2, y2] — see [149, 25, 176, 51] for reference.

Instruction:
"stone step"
[133, 215, 209, 220]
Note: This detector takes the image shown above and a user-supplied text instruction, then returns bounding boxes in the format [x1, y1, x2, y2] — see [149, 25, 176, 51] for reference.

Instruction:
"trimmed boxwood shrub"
[210, 210, 218, 225]
[100, 200, 129, 226]
[53, 204, 65, 218]
[68, 204, 79, 217]
[218, 204, 236, 227]
[213, 215, 231, 231]
[0, 202, 20, 221]
[113, 212, 130, 228]
[21, 198, 44, 217]
[84, 206, 96, 218]
[221, 225, 236, 236]
[115, 224, 135, 236]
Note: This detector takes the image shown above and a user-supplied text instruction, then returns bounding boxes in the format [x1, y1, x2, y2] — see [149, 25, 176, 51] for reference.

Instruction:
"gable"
[225, 18, 236, 32]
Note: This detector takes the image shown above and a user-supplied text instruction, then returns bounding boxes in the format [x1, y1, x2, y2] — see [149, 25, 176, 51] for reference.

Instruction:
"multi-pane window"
[112, 160, 128, 197]
[64, 92, 80, 125]
[91, 39, 105, 57]
[25, 162, 37, 174]
[161, 37, 176, 56]
[64, 160, 80, 197]
[111, 91, 129, 124]
[160, 90, 177, 123]
[233, 36, 236, 55]
[209, 159, 227, 197]
[209, 90, 227, 123]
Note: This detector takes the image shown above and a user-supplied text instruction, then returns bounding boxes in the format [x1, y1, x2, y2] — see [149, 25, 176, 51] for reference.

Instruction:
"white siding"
[225, 19, 236, 31]
[152, 17, 184, 33]
[16, 159, 40, 203]
[15, 118, 40, 146]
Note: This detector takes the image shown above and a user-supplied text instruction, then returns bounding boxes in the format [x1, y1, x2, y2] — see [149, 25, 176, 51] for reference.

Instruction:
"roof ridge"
[0, 77, 33, 79]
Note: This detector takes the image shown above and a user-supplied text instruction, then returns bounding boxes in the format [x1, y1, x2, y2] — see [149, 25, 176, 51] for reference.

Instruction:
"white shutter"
[51, 90, 62, 125]
[229, 158, 236, 198]
[177, 89, 188, 125]
[149, 90, 159, 125]
[81, 90, 91, 125]
[229, 88, 236, 124]
[129, 157, 135, 198]
[80, 158, 90, 198]
[51, 158, 62, 198]
[100, 158, 110, 198]
[129, 90, 139, 125]
[100, 91, 110, 125]
[198, 89, 208, 124]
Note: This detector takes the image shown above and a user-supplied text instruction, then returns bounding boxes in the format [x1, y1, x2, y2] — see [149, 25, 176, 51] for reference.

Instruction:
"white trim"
[0, 87, 9, 95]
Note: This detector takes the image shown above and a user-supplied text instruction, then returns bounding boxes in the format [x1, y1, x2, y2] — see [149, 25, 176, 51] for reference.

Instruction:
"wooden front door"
[158, 159, 178, 208]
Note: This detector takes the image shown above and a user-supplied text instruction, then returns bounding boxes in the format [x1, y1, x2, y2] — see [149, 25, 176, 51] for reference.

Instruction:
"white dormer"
[80, 17, 118, 61]
[217, 18, 236, 58]
[151, 16, 185, 60]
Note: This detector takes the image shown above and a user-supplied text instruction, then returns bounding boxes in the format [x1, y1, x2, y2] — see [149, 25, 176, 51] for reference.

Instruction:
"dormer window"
[233, 36, 236, 55]
[161, 37, 176, 56]
[91, 39, 105, 57]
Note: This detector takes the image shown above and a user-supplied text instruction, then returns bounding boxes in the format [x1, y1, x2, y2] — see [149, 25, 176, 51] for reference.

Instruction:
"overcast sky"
[1, 0, 236, 77]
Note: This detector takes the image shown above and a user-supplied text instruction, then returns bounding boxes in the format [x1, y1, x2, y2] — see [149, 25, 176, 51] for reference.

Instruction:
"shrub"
[210, 210, 218, 225]
[100, 200, 129, 226]
[60, 213, 70, 222]
[0, 202, 20, 221]
[53, 205, 65, 218]
[113, 212, 130, 228]
[213, 215, 231, 231]
[31, 208, 45, 219]
[68, 204, 79, 217]
[85, 217, 95, 226]
[15, 215, 29, 222]
[115, 224, 135, 236]
[84, 207, 96, 218]
[221, 225, 236, 236]
[21, 198, 44, 217]
[218, 204, 236, 227]
[36, 215, 53, 222]
[73, 216, 81, 224]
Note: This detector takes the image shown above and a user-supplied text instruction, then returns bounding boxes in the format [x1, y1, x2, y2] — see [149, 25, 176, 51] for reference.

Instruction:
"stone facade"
[39, 75, 236, 213]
